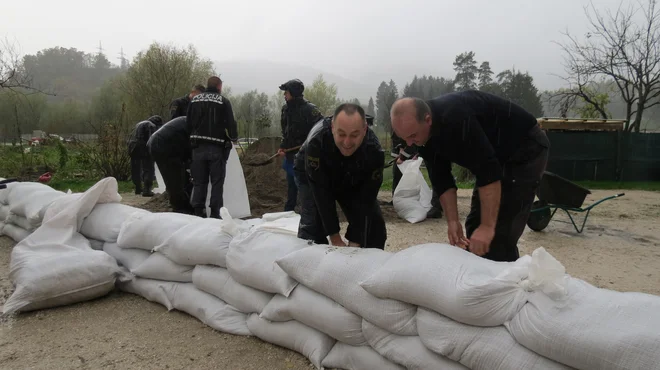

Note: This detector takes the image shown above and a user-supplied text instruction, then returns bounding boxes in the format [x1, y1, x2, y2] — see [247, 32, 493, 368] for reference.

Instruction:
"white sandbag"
[246, 314, 336, 370]
[4, 182, 53, 205]
[507, 277, 660, 370]
[2, 178, 123, 314]
[321, 342, 404, 370]
[416, 308, 570, 370]
[0, 204, 9, 222]
[2, 223, 31, 242]
[192, 265, 273, 314]
[88, 239, 104, 251]
[276, 246, 417, 335]
[117, 274, 177, 311]
[260, 284, 367, 346]
[362, 320, 468, 370]
[41, 193, 83, 224]
[9, 188, 66, 222]
[131, 252, 193, 282]
[393, 158, 432, 223]
[169, 283, 250, 336]
[102, 242, 150, 271]
[81, 203, 148, 242]
[226, 229, 309, 296]
[153, 214, 236, 267]
[117, 212, 198, 250]
[253, 212, 301, 236]
[6, 213, 38, 231]
[360, 244, 568, 327]
[0, 181, 26, 204]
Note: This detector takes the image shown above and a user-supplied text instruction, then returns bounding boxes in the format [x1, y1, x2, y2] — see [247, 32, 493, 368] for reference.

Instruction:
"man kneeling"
[293, 103, 387, 249]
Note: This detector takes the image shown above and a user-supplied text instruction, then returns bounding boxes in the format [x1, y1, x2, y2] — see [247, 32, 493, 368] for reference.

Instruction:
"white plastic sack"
[153, 216, 235, 267]
[226, 229, 309, 296]
[5, 182, 54, 205]
[362, 320, 468, 370]
[0, 181, 26, 204]
[117, 273, 177, 311]
[507, 277, 660, 370]
[321, 342, 404, 370]
[81, 203, 148, 242]
[416, 308, 570, 370]
[3, 178, 123, 314]
[169, 283, 250, 336]
[0, 205, 9, 222]
[9, 188, 66, 222]
[276, 246, 417, 335]
[253, 212, 301, 236]
[131, 252, 193, 282]
[260, 284, 367, 346]
[246, 314, 336, 370]
[192, 265, 273, 314]
[360, 244, 568, 326]
[103, 242, 150, 271]
[117, 212, 198, 251]
[88, 239, 104, 251]
[2, 223, 30, 242]
[6, 213, 38, 231]
[393, 158, 432, 223]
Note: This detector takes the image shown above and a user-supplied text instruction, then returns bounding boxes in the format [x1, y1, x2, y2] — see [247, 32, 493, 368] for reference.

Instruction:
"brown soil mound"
[141, 192, 172, 213]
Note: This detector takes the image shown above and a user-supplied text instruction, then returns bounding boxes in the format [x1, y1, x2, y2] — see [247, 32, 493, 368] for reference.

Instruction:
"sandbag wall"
[2, 180, 660, 370]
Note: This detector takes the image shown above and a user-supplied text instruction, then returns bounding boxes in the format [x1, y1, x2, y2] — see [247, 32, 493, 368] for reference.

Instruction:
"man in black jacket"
[169, 85, 205, 120]
[186, 76, 238, 218]
[127, 115, 164, 196]
[147, 116, 194, 214]
[278, 79, 324, 212]
[390, 91, 550, 262]
[293, 103, 386, 249]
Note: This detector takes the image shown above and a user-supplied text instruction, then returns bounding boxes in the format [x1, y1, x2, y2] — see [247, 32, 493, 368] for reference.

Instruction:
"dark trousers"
[131, 155, 155, 192]
[156, 157, 193, 214]
[283, 158, 297, 212]
[295, 171, 387, 249]
[464, 125, 550, 262]
[190, 142, 228, 218]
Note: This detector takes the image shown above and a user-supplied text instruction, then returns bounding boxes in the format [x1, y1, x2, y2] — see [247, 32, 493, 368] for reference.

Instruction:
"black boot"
[427, 206, 443, 219]
[134, 184, 142, 195]
[194, 207, 207, 218]
[142, 181, 154, 197]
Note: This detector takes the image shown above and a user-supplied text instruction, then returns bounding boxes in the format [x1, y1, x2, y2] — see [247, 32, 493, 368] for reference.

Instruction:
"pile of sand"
[141, 192, 172, 213]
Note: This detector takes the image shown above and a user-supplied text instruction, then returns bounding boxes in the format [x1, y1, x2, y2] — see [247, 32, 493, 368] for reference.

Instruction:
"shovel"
[246, 145, 302, 166]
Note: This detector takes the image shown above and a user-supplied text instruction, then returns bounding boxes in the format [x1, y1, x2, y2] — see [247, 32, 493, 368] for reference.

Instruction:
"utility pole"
[118, 47, 128, 69]
[97, 41, 104, 56]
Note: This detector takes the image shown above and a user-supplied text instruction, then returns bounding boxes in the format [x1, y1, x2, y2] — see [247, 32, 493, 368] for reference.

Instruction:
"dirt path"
[0, 189, 659, 369]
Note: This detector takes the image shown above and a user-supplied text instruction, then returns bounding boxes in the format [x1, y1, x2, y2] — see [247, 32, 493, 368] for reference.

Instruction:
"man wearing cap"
[169, 85, 205, 120]
[278, 79, 324, 212]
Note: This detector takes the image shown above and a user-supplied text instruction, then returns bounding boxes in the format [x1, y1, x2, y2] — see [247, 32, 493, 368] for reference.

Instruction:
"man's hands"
[277, 148, 285, 157]
[447, 220, 470, 250]
[468, 225, 495, 256]
[329, 234, 360, 247]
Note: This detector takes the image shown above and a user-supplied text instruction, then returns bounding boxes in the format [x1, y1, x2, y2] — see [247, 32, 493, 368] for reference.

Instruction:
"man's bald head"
[390, 97, 433, 146]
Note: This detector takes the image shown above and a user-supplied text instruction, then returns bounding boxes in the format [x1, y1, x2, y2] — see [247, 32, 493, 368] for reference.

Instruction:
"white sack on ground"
[9, 188, 66, 222]
[80, 203, 148, 242]
[0, 181, 26, 204]
[393, 158, 432, 223]
[2, 178, 122, 314]
[117, 212, 198, 250]
[321, 342, 404, 370]
[117, 274, 177, 311]
[360, 244, 568, 327]
[276, 246, 418, 335]
[362, 320, 468, 370]
[416, 308, 571, 370]
[131, 252, 193, 282]
[6, 213, 38, 231]
[2, 223, 31, 242]
[246, 314, 336, 370]
[88, 239, 104, 251]
[506, 277, 660, 370]
[0, 205, 9, 221]
[153, 210, 238, 267]
[260, 284, 367, 346]
[168, 283, 250, 336]
[192, 265, 273, 314]
[5, 182, 55, 205]
[226, 229, 309, 296]
[103, 242, 150, 271]
[40, 193, 83, 224]
[253, 212, 301, 236]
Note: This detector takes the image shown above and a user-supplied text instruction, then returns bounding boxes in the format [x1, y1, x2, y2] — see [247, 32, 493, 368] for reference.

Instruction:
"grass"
[48, 178, 134, 193]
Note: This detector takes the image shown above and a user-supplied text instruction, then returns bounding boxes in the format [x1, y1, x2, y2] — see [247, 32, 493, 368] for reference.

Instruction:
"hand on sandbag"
[329, 233, 346, 247]
[447, 220, 469, 250]
[347, 241, 360, 247]
[468, 225, 494, 256]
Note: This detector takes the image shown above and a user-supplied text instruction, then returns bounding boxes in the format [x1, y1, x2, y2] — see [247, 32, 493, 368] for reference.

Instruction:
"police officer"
[186, 76, 238, 218]
[390, 91, 550, 262]
[170, 85, 205, 120]
[294, 103, 386, 249]
[277, 79, 324, 212]
[147, 116, 194, 214]
[127, 115, 164, 196]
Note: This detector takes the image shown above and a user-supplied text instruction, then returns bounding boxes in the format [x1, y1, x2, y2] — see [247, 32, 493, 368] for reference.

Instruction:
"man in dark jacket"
[390, 91, 550, 262]
[169, 85, 205, 120]
[147, 116, 194, 214]
[128, 115, 164, 196]
[277, 79, 324, 212]
[293, 103, 386, 249]
[186, 76, 238, 218]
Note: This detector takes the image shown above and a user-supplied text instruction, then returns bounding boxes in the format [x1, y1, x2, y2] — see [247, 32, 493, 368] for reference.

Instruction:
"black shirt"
[186, 87, 238, 144]
[170, 95, 191, 120]
[147, 116, 192, 161]
[418, 90, 538, 195]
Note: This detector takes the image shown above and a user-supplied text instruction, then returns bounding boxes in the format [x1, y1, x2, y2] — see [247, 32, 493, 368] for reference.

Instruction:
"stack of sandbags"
[0, 181, 67, 242]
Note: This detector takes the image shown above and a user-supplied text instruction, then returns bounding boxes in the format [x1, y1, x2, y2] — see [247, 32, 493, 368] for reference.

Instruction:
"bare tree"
[555, 0, 660, 131]
[0, 38, 52, 95]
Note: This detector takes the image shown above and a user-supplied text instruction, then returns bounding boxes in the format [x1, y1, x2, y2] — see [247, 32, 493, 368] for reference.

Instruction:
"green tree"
[376, 80, 399, 134]
[304, 74, 339, 115]
[453, 51, 478, 91]
[234, 90, 271, 139]
[497, 68, 544, 117]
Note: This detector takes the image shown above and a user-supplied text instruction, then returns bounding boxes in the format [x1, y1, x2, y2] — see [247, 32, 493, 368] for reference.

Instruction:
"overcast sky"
[2, 0, 632, 90]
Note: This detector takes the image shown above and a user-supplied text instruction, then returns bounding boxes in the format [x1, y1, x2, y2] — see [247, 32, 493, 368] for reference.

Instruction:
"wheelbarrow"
[527, 171, 625, 233]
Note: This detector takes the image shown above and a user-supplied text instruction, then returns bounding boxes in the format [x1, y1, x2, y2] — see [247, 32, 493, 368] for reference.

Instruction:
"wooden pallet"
[537, 117, 626, 131]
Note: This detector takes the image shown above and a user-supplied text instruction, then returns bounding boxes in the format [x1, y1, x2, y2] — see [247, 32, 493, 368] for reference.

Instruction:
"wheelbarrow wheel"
[527, 200, 552, 232]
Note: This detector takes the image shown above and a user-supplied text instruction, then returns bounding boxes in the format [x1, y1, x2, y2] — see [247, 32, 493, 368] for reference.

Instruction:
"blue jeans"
[282, 158, 298, 212]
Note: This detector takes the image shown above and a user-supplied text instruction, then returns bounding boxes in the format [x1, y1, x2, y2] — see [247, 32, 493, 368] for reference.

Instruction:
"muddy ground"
[1, 189, 659, 369]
